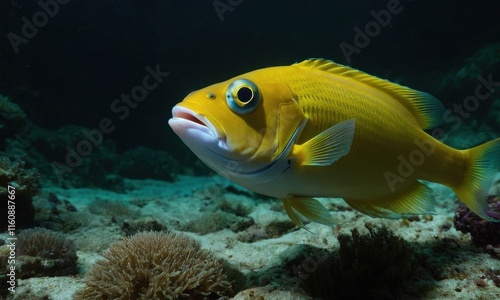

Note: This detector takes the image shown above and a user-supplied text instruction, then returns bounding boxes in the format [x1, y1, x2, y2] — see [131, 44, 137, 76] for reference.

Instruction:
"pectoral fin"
[282, 197, 334, 229]
[291, 119, 356, 166]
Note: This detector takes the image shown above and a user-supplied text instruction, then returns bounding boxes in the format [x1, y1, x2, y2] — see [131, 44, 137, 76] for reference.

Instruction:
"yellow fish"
[169, 59, 500, 228]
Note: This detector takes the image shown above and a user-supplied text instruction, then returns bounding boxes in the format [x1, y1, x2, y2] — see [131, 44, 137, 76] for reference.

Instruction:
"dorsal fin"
[292, 58, 445, 129]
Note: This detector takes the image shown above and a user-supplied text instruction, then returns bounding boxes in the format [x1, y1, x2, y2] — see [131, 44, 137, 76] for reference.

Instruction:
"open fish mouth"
[170, 106, 218, 138]
[169, 106, 228, 151]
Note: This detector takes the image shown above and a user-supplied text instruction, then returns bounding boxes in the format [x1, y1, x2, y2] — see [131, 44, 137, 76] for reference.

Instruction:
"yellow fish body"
[169, 59, 500, 227]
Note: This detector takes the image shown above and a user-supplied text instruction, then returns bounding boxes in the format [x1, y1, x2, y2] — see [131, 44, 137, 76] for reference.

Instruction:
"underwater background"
[0, 0, 499, 299]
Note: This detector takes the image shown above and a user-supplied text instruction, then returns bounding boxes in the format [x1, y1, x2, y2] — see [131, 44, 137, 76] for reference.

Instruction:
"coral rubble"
[454, 196, 500, 250]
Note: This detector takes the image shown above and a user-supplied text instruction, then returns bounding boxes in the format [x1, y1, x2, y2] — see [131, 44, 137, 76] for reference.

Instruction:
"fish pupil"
[237, 87, 253, 104]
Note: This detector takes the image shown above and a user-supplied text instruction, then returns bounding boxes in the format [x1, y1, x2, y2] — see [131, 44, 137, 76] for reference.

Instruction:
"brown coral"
[75, 231, 236, 299]
[17, 227, 77, 278]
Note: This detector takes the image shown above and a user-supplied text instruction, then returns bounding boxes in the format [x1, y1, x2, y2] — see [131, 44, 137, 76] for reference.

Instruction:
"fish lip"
[170, 106, 223, 142]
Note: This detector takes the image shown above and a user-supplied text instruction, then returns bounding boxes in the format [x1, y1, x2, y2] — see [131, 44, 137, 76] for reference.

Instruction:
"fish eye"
[226, 79, 260, 114]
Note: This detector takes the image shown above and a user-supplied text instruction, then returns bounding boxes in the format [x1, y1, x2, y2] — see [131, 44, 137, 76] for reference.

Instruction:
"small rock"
[474, 278, 487, 287]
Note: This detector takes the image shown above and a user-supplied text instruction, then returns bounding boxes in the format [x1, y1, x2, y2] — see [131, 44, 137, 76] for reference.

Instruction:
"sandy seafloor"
[3, 173, 500, 300]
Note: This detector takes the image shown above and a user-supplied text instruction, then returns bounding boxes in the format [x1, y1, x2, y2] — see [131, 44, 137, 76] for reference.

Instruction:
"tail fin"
[452, 138, 500, 221]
